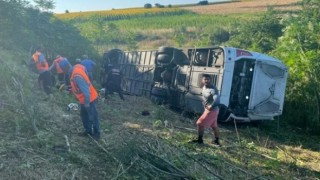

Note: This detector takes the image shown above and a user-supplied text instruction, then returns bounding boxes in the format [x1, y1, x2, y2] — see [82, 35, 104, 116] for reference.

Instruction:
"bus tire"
[157, 54, 172, 63]
[158, 46, 175, 54]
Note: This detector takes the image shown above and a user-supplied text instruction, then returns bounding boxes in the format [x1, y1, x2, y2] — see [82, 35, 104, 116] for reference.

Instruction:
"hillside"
[2, 93, 320, 179]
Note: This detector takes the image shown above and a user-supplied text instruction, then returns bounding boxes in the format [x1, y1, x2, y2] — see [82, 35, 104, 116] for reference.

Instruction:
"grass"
[111, 13, 255, 30]
[70, 13, 259, 50]
[1, 84, 319, 179]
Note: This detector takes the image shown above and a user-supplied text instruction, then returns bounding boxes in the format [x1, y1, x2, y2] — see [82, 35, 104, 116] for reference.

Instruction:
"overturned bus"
[102, 46, 288, 122]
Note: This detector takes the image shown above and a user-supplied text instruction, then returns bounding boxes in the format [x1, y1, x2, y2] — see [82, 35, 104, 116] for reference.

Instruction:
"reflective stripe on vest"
[70, 64, 98, 104]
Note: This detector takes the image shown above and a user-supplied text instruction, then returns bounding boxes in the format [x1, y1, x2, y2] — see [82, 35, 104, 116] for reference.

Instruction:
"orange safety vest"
[70, 64, 98, 104]
[53, 57, 64, 74]
[32, 51, 49, 72]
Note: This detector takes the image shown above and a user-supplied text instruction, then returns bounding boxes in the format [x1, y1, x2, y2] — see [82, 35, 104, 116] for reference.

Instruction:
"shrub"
[210, 28, 230, 45]
[198, 1, 209, 5]
[144, 3, 152, 8]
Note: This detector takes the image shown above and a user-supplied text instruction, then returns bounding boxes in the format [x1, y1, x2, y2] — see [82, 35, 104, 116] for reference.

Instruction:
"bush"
[210, 28, 230, 45]
[228, 9, 283, 53]
[144, 3, 152, 8]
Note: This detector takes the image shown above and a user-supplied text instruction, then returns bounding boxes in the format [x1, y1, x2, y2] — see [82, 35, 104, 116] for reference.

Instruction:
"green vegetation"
[227, 3, 320, 134]
[55, 0, 320, 134]
[274, 0, 320, 134]
[111, 14, 250, 30]
[0, 0, 98, 62]
[68, 13, 256, 52]
[0, 0, 99, 143]
[0, 0, 319, 179]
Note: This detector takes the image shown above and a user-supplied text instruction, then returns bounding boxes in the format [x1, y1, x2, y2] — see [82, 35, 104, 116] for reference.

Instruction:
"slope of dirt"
[182, 0, 301, 14]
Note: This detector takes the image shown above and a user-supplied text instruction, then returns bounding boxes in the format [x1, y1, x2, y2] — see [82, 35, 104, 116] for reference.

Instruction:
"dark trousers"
[57, 73, 65, 85]
[38, 71, 52, 95]
[105, 84, 124, 100]
[57, 73, 70, 87]
[80, 101, 100, 137]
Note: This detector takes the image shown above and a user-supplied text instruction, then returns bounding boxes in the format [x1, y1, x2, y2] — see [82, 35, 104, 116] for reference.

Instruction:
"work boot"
[188, 138, 204, 144]
[212, 139, 222, 147]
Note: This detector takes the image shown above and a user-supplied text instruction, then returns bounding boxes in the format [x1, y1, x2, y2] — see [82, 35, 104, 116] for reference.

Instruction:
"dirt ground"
[182, 0, 301, 14]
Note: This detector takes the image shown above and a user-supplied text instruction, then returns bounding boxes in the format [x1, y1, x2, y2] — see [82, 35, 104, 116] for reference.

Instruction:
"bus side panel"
[119, 50, 156, 96]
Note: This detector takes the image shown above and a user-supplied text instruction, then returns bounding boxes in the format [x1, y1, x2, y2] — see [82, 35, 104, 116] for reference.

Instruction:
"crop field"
[110, 13, 253, 30]
[55, 0, 301, 21]
[55, 8, 192, 21]
[182, 0, 301, 14]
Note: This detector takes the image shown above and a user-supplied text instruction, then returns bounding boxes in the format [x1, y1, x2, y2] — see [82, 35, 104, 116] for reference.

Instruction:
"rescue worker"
[48, 55, 71, 87]
[189, 74, 221, 147]
[59, 60, 100, 140]
[31, 47, 52, 95]
[104, 62, 124, 100]
[81, 55, 96, 81]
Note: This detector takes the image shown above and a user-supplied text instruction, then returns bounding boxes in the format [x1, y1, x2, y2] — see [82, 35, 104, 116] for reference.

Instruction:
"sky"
[45, 0, 226, 13]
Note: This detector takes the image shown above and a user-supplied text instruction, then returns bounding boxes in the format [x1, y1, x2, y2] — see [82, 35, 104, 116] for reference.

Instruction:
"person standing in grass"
[189, 74, 221, 147]
[104, 62, 125, 101]
[60, 60, 100, 140]
[31, 47, 52, 95]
